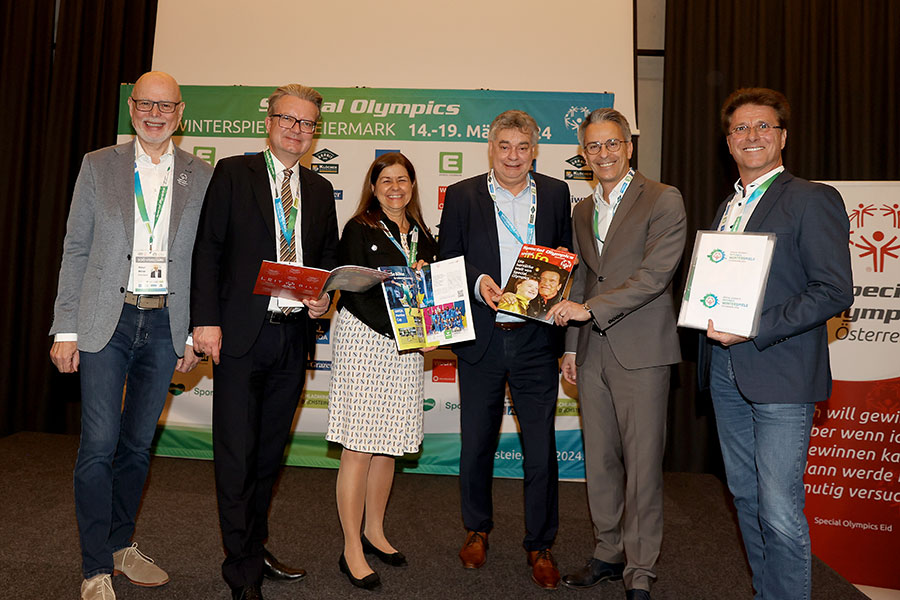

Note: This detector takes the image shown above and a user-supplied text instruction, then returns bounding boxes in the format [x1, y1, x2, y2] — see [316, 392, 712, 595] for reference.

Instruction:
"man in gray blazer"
[547, 108, 686, 600]
[50, 71, 213, 600]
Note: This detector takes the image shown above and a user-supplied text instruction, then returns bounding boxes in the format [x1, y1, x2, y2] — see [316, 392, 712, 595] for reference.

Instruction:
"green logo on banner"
[423, 398, 435, 411]
[301, 391, 329, 408]
[556, 398, 580, 417]
[439, 152, 463, 174]
[193, 146, 216, 165]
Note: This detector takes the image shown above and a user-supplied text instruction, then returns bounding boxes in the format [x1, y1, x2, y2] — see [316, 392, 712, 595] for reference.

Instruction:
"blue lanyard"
[719, 171, 780, 232]
[379, 221, 419, 268]
[592, 168, 634, 243]
[263, 149, 298, 246]
[487, 170, 537, 245]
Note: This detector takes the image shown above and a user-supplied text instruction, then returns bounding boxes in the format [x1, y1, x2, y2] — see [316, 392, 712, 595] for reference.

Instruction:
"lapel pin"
[177, 172, 189, 187]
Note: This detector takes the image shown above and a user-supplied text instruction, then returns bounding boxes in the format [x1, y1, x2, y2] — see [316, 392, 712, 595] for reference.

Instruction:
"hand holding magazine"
[497, 244, 577, 324]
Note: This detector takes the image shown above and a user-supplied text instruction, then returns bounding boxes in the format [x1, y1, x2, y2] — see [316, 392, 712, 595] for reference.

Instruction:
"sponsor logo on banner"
[312, 148, 338, 162]
[439, 152, 463, 174]
[307, 360, 332, 371]
[334, 190, 343, 201]
[848, 201, 900, 273]
[375, 149, 400, 158]
[556, 398, 580, 417]
[423, 398, 436, 412]
[503, 397, 517, 416]
[565, 169, 593, 181]
[565, 155, 587, 168]
[312, 163, 338, 174]
[193, 146, 216, 165]
[438, 186, 448, 210]
[564, 106, 591, 131]
[432, 358, 456, 382]
[314, 319, 331, 344]
[443, 401, 461, 411]
[300, 390, 329, 409]
[169, 383, 186, 396]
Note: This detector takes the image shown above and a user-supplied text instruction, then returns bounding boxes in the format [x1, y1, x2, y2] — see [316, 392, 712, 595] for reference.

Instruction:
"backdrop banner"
[117, 84, 615, 480]
[805, 181, 900, 590]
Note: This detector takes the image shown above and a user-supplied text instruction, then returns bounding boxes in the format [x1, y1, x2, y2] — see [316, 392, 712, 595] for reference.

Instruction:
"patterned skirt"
[326, 308, 424, 456]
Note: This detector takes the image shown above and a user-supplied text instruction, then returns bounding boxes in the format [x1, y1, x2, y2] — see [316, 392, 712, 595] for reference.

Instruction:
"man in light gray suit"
[50, 71, 213, 600]
[547, 108, 686, 600]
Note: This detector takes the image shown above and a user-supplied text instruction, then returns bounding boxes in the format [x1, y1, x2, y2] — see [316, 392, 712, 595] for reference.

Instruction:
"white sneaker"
[112, 543, 170, 587]
[81, 574, 115, 600]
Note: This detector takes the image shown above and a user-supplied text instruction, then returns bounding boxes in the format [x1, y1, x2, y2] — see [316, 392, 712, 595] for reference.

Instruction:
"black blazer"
[438, 172, 573, 363]
[191, 152, 339, 358]
[337, 216, 438, 337]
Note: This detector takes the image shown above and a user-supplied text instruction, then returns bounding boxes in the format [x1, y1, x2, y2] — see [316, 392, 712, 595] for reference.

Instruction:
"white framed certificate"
[678, 231, 776, 337]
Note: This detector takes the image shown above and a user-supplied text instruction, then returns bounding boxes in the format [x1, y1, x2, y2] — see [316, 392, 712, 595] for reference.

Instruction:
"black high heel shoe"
[361, 534, 408, 567]
[338, 553, 382, 591]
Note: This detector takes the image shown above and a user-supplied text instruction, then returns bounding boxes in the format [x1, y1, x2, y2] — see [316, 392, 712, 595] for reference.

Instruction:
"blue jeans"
[74, 304, 177, 578]
[709, 345, 815, 600]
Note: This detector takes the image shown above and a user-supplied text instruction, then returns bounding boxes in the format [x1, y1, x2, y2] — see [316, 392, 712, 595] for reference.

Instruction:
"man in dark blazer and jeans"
[439, 110, 572, 590]
[191, 84, 338, 600]
[701, 88, 853, 600]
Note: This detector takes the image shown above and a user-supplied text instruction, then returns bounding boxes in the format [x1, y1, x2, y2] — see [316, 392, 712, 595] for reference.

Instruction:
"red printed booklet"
[253, 261, 388, 301]
[497, 244, 577, 324]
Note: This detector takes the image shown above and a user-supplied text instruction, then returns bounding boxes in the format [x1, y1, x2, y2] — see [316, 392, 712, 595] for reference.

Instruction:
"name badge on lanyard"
[133, 164, 170, 294]
[488, 170, 537, 246]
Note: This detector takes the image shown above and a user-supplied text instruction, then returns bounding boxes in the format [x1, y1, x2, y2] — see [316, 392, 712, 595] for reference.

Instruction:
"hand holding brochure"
[678, 231, 777, 337]
[380, 256, 475, 351]
[253, 261, 389, 301]
[497, 244, 577, 324]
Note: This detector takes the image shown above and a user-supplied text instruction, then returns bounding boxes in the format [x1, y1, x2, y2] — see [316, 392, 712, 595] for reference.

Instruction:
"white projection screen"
[151, 0, 637, 129]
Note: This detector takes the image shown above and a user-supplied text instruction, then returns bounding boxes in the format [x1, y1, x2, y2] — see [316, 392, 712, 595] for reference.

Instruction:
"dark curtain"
[0, 0, 157, 435]
[660, 0, 900, 472]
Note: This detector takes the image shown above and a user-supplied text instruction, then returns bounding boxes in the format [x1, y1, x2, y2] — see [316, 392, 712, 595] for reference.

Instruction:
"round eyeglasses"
[583, 139, 625, 155]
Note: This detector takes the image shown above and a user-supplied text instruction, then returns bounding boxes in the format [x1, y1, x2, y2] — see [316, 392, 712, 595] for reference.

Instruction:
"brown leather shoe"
[527, 549, 560, 590]
[459, 531, 488, 569]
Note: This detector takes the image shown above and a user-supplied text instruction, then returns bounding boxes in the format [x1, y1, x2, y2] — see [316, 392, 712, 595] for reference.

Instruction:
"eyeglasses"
[130, 98, 182, 113]
[583, 139, 625, 155]
[728, 122, 784, 137]
[271, 113, 317, 133]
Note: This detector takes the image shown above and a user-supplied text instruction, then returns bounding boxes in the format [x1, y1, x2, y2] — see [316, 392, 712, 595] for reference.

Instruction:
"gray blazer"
[50, 140, 213, 355]
[566, 170, 687, 369]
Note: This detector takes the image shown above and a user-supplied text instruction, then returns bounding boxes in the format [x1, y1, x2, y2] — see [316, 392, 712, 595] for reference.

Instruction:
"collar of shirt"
[595, 171, 631, 206]
[135, 139, 175, 167]
[733, 165, 784, 198]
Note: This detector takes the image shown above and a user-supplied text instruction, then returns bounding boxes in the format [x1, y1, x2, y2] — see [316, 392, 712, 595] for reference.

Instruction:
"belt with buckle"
[494, 321, 527, 331]
[124, 291, 167, 310]
[267, 310, 303, 324]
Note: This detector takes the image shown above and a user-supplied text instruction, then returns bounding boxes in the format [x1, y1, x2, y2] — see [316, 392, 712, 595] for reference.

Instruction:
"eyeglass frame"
[583, 139, 627, 155]
[728, 122, 784, 137]
[129, 97, 182, 113]
[270, 113, 318, 134]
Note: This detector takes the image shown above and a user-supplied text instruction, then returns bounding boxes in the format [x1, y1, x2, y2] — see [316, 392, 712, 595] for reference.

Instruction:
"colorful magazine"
[380, 256, 475, 351]
[253, 262, 388, 301]
[497, 244, 577, 324]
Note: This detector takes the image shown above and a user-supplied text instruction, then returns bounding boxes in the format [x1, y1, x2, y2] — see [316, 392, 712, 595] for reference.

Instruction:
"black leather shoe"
[231, 584, 263, 600]
[626, 589, 651, 600]
[362, 534, 408, 567]
[262, 549, 307, 582]
[339, 553, 381, 591]
[561, 557, 625, 589]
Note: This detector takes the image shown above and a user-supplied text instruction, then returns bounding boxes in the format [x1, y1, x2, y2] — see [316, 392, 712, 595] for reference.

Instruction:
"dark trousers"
[457, 323, 560, 550]
[212, 319, 307, 589]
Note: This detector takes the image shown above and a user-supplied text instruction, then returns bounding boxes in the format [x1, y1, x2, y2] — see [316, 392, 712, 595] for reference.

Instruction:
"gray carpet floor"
[0, 432, 865, 599]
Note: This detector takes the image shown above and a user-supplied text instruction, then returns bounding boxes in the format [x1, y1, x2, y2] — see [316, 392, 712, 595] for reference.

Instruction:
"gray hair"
[577, 108, 632, 145]
[488, 110, 540, 146]
[267, 84, 324, 117]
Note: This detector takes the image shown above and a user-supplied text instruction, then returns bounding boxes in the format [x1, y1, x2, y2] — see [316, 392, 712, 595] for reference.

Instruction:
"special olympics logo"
[707, 248, 726, 263]
[701, 293, 719, 308]
[849, 201, 900, 272]
[564, 106, 591, 131]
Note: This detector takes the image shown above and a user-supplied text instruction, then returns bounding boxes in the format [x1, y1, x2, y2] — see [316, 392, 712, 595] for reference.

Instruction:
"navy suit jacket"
[698, 170, 853, 403]
[191, 152, 338, 358]
[438, 172, 572, 364]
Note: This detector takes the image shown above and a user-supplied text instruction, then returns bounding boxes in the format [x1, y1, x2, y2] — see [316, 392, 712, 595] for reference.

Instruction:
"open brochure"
[380, 256, 476, 351]
[253, 261, 389, 301]
[678, 231, 777, 338]
[497, 244, 577, 324]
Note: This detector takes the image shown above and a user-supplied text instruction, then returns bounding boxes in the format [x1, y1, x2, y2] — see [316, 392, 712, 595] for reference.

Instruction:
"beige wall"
[152, 0, 637, 127]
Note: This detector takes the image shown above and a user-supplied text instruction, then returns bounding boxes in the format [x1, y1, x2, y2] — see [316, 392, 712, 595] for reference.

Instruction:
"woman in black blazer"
[326, 153, 438, 590]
